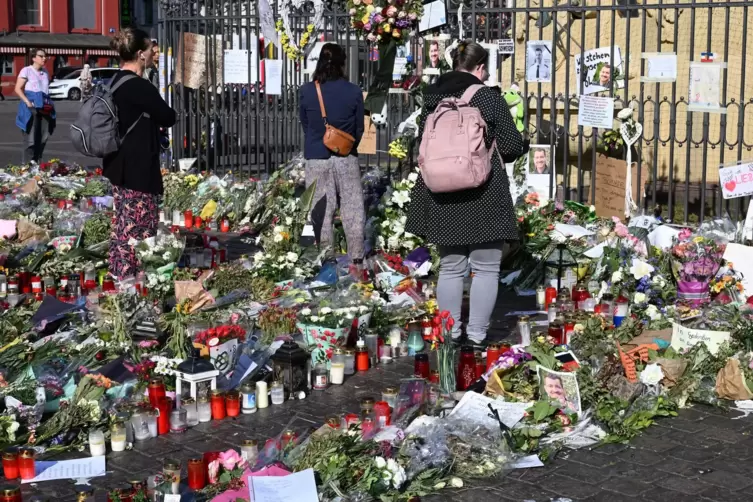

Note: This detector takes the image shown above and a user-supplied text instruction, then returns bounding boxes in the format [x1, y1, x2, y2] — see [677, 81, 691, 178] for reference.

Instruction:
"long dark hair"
[450, 40, 489, 72]
[312, 43, 346, 84]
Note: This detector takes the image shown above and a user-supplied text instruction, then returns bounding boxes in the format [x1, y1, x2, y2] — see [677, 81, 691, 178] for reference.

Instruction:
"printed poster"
[575, 46, 625, 95]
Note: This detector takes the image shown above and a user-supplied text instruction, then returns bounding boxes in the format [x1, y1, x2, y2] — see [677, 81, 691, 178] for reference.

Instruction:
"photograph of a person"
[526, 41, 552, 83]
[574, 46, 625, 95]
[537, 366, 581, 415]
[529, 145, 551, 175]
[595, 62, 611, 86]
[423, 36, 449, 75]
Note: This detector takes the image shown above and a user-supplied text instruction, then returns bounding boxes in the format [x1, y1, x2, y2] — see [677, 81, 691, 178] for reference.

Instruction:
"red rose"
[440, 310, 451, 319]
[354, 21, 364, 29]
[446, 318, 455, 329]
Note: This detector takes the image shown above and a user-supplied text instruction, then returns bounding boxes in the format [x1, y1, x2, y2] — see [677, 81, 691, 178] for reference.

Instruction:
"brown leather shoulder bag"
[315, 81, 356, 156]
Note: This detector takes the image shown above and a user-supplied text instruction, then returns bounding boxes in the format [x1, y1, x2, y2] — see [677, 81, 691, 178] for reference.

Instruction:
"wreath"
[275, 20, 314, 60]
[347, 0, 424, 44]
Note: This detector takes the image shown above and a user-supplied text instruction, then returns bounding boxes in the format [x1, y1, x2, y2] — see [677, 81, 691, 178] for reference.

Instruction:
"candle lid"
[2, 486, 20, 495]
[2, 450, 17, 460]
[360, 397, 375, 406]
[344, 349, 355, 355]
[281, 429, 296, 437]
[487, 343, 501, 350]
[148, 377, 163, 386]
[333, 348, 345, 355]
[242, 439, 259, 446]
[383, 386, 398, 394]
[163, 459, 180, 471]
[188, 457, 203, 465]
[518, 315, 530, 322]
[110, 421, 125, 431]
[240, 383, 255, 393]
[211, 389, 225, 396]
[181, 397, 195, 405]
[225, 390, 240, 398]
[19, 448, 34, 458]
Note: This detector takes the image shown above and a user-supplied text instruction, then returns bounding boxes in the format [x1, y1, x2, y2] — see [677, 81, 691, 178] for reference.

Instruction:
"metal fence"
[159, 0, 753, 224]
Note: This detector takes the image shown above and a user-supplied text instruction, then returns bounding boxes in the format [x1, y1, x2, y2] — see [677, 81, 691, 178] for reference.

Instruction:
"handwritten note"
[592, 155, 646, 220]
[358, 115, 377, 155]
[251, 468, 317, 502]
[265, 59, 283, 95]
[643, 53, 677, 82]
[22, 456, 106, 483]
[448, 391, 530, 429]
[670, 322, 731, 355]
[175, 33, 207, 89]
[688, 62, 726, 113]
[719, 161, 753, 199]
[578, 95, 615, 129]
[224, 49, 253, 84]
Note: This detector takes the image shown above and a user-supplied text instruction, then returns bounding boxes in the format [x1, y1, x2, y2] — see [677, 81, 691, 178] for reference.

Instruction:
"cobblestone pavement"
[13, 295, 753, 501]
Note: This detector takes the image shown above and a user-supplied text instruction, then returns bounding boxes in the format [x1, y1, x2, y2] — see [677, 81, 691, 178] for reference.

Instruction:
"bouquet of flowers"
[252, 250, 311, 283]
[133, 232, 184, 273]
[432, 310, 456, 394]
[670, 229, 726, 306]
[710, 262, 746, 304]
[194, 324, 246, 347]
[257, 305, 297, 344]
[298, 305, 359, 364]
[348, 0, 424, 44]
[376, 171, 423, 253]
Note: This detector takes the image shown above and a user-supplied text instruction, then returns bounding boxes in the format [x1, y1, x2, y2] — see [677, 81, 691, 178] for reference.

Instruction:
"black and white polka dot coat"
[405, 71, 526, 247]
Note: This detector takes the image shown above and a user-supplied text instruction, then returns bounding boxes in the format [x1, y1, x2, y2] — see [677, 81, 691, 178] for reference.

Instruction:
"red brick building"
[0, 0, 121, 97]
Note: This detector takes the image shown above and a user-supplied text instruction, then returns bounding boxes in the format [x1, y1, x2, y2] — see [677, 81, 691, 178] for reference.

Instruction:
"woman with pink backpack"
[406, 41, 526, 346]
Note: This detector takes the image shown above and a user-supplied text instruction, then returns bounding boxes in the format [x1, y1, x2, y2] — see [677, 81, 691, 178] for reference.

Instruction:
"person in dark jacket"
[405, 41, 526, 345]
[299, 43, 366, 266]
[104, 27, 176, 280]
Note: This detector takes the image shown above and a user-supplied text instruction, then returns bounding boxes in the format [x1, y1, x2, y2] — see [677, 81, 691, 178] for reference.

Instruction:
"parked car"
[52, 66, 82, 82]
[48, 67, 119, 101]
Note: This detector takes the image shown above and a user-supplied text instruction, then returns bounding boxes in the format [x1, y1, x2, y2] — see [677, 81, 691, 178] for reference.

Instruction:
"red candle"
[157, 396, 172, 435]
[373, 401, 391, 428]
[414, 353, 430, 379]
[548, 320, 566, 345]
[344, 413, 360, 430]
[355, 347, 370, 372]
[225, 391, 241, 417]
[18, 449, 35, 480]
[31, 275, 42, 294]
[429, 370, 440, 384]
[2, 450, 18, 479]
[194, 216, 203, 228]
[0, 485, 22, 502]
[456, 346, 476, 391]
[147, 378, 166, 408]
[486, 343, 501, 371]
[184, 210, 193, 228]
[211, 391, 226, 420]
[187, 458, 206, 490]
[220, 219, 230, 232]
[203, 451, 220, 484]
[544, 286, 557, 309]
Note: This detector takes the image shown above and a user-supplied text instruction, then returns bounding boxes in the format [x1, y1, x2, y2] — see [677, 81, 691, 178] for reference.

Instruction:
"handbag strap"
[314, 81, 329, 125]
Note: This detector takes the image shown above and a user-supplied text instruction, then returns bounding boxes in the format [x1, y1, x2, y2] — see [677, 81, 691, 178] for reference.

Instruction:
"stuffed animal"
[503, 84, 526, 133]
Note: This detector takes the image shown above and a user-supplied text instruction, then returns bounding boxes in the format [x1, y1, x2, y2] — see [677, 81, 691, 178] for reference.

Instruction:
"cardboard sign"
[592, 155, 647, 220]
[670, 322, 730, 355]
[359, 116, 377, 155]
[175, 33, 223, 89]
[719, 161, 753, 199]
[210, 338, 239, 376]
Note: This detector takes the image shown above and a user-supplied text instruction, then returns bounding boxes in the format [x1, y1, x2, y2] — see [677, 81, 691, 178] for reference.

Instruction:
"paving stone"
[717, 441, 753, 460]
[507, 464, 560, 483]
[698, 486, 753, 502]
[655, 457, 714, 478]
[660, 428, 724, 449]
[494, 479, 560, 501]
[608, 463, 670, 484]
[676, 408, 711, 421]
[599, 476, 653, 497]
[628, 434, 681, 452]
[699, 426, 747, 444]
[544, 461, 611, 485]
[613, 447, 664, 466]
[593, 442, 629, 455]
[696, 415, 750, 432]
[662, 418, 708, 433]
[568, 449, 622, 468]
[536, 473, 602, 499]
[666, 445, 722, 464]
[694, 469, 753, 490]
[656, 475, 711, 495]
[642, 487, 707, 502]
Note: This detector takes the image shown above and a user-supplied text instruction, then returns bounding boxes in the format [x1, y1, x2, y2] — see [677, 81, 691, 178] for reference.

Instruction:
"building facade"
[0, 0, 121, 97]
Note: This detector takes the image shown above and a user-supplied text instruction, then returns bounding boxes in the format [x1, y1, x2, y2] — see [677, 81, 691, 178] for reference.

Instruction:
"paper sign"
[512, 455, 544, 468]
[497, 39, 514, 54]
[175, 32, 206, 89]
[592, 155, 646, 220]
[643, 53, 677, 82]
[224, 49, 252, 84]
[688, 62, 726, 113]
[22, 456, 106, 483]
[265, 59, 283, 95]
[448, 391, 530, 429]
[164, 496, 181, 502]
[719, 161, 753, 199]
[251, 468, 317, 502]
[670, 322, 731, 355]
[723, 243, 753, 296]
[358, 116, 377, 155]
[578, 95, 615, 129]
[575, 46, 625, 95]
[528, 173, 551, 203]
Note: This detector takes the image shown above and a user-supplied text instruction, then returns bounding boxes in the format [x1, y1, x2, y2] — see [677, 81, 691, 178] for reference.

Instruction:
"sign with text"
[592, 156, 647, 220]
[175, 33, 224, 89]
[497, 39, 514, 54]
[670, 322, 731, 355]
[578, 95, 615, 129]
[719, 161, 753, 199]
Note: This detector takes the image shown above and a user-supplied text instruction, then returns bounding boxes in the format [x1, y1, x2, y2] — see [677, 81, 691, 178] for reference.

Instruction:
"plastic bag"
[51, 208, 90, 237]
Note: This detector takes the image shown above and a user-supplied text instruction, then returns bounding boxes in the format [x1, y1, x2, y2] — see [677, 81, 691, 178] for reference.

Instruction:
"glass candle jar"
[256, 381, 269, 409]
[225, 391, 241, 417]
[241, 439, 259, 466]
[163, 459, 181, 494]
[197, 395, 212, 422]
[147, 377, 166, 408]
[0, 486, 22, 502]
[475, 353, 485, 379]
[344, 413, 360, 431]
[360, 397, 375, 415]
[146, 410, 159, 437]
[241, 383, 257, 414]
[2, 450, 18, 479]
[18, 449, 35, 480]
[187, 458, 206, 490]
[131, 411, 150, 441]
[361, 416, 375, 437]
[203, 451, 220, 483]
[536, 285, 546, 310]
[325, 415, 342, 430]
[169, 408, 187, 433]
[312, 363, 329, 390]
[270, 381, 285, 405]
[157, 396, 172, 435]
[363, 332, 379, 366]
[355, 345, 370, 372]
[518, 316, 532, 346]
[544, 286, 557, 308]
[414, 353, 430, 379]
[182, 398, 199, 426]
[110, 421, 127, 451]
[373, 401, 391, 428]
[343, 349, 356, 375]
[89, 428, 106, 456]
[381, 387, 398, 411]
[210, 391, 226, 420]
[330, 349, 346, 385]
[548, 319, 565, 345]
[456, 346, 476, 391]
[430, 370, 440, 384]
[486, 343, 501, 371]
[406, 321, 424, 356]
[388, 325, 403, 348]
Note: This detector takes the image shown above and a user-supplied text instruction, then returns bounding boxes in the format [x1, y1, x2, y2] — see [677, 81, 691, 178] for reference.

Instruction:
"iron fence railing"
[158, 0, 753, 224]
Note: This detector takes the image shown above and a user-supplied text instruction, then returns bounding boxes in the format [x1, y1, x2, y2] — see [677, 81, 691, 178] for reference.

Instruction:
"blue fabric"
[299, 79, 364, 159]
[15, 91, 56, 132]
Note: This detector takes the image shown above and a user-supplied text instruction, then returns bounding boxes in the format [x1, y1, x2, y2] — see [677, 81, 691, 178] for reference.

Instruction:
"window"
[0, 56, 13, 75]
[64, 70, 82, 80]
[69, 0, 96, 29]
[14, 0, 40, 25]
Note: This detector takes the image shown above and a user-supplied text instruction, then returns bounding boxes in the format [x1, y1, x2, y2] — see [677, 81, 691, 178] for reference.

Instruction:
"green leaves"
[531, 400, 559, 422]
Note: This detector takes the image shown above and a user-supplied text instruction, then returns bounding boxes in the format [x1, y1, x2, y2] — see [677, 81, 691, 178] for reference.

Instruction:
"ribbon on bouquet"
[620, 121, 643, 219]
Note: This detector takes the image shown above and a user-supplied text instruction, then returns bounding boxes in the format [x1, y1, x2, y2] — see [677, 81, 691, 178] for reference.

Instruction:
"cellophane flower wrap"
[670, 229, 726, 306]
[431, 311, 456, 395]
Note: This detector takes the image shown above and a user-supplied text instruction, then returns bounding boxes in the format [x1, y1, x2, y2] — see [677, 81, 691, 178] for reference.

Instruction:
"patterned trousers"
[109, 185, 160, 279]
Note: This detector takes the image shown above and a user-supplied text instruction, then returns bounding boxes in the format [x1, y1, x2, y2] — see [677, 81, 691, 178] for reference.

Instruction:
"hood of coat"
[425, 71, 484, 95]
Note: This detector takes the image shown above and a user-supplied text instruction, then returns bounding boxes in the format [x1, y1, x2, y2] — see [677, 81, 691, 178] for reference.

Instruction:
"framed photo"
[537, 366, 582, 415]
[423, 35, 450, 78]
[418, 0, 448, 33]
[526, 41, 553, 83]
[528, 144, 551, 175]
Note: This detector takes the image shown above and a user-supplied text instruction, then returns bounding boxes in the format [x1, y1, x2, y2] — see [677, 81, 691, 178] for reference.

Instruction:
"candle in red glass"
[486, 343, 501, 371]
[373, 401, 391, 428]
[430, 370, 440, 384]
[18, 449, 34, 480]
[187, 458, 206, 490]
[157, 396, 172, 435]
[564, 315, 575, 345]
[147, 378, 166, 408]
[220, 219, 230, 232]
[0, 486, 22, 502]
[225, 391, 241, 417]
[413, 353, 430, 379]
[355, 346, 370, 372]
[211, 391, 226, 420]
[184, 210, 193, 228]
[203, 451, 220, 483]
[344, 413, 360, 430]
[548, 320, 565, 345]
[194, 216, 203, 228]
[456, 346, 476, 391]
[475, 353, 485, 379]
[2, 451, 18, 479]
[30, 275, 42, 294]
[544, 286, 557, 309]
[572, 286, 590, 310]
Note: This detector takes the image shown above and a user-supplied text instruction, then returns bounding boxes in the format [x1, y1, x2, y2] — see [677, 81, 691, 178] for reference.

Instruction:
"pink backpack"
[418, 84, 494, 193]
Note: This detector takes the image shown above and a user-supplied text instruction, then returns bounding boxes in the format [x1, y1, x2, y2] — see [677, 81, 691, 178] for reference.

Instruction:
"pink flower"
[386, 5, 398, 16]
[614, 222, 629, 238]
[208, 459, 220, 484]
[364, 22, 372, 30]
[219, 449, 243, 471]
[678, 228, 692, 241]
[408, 12, 417, 20]
[138, 340, 159, 348]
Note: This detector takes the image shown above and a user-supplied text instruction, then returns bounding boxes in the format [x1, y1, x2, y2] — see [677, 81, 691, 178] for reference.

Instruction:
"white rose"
[611, 270, 623, 283]
[639, 363, 664, 386]
[310, 315, 320, 322]
[407, 172, 418, 182]
[645, 304, 661, 320]
[374, 457, 387, 469]
[450, 477, 464, 488]
[633, 292, 647, 303]
[274, 233, 284, 243]
[320, 307, 332, 315]
[629, 258, 655, 280]
[300, 308, 311, 316]
[286, 252, 299, 262]
[285, 217, 293, 225]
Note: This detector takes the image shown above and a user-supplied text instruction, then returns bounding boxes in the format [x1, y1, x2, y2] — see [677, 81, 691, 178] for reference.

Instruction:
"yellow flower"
[693, 236, 705, 243]
[306, 24, 315, 32]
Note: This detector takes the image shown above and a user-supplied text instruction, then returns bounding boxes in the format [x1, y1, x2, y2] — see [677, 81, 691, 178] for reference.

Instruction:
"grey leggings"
[306, 156, 366, 261]
[437, 241, 503, 342]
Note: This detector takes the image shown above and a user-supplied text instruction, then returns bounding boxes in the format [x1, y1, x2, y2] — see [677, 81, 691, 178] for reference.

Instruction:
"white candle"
[388, 327, 402, 347]
[256, 381, 269, 409]
[172, 210, 182, 226]
[330, 363, 345, 385]
[89, 429, 106, 456]
[111, 437, 126, 452]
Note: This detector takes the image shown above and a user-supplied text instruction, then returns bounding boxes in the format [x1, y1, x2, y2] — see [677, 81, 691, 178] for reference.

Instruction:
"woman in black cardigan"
[406, 41, 526, 345]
